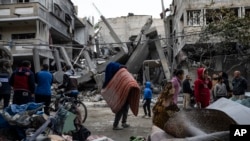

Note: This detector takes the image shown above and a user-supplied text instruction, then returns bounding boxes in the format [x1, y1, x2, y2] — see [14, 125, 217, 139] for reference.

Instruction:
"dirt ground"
[83, 105, 153, 141]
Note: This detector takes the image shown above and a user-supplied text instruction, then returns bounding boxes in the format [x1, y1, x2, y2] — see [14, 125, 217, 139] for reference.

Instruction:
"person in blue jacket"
[35, 64, 53, 115]
[142, 81, 152, 118]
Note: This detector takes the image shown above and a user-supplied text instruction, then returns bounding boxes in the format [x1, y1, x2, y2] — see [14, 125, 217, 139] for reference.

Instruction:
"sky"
[71, 0, 172, 23]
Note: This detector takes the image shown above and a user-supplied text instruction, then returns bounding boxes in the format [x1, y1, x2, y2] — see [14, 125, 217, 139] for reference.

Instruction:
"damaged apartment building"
[165, 0, 250, 80]
[0, 0, 94, 73]
[97, 14, 170, 85]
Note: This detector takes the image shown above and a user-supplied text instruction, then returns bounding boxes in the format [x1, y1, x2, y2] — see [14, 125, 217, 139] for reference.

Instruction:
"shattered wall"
[98, 15, 165, 46]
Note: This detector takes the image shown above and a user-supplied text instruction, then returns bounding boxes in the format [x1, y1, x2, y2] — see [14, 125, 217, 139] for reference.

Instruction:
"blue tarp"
[4, 102, 44, 115]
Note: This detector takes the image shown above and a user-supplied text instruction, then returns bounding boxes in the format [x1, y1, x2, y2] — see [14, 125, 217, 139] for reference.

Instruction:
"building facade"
[0, 0, 93, 71]
[166, 0, 250, 87]
[167, 0, 250, 66]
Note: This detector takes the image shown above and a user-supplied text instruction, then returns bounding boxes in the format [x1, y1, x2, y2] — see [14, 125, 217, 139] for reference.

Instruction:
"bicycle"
[49, 88, 88, 124]
[27, 103, 91, 141]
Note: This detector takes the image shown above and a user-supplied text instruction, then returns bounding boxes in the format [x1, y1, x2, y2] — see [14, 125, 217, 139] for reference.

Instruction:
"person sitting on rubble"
[58, 65, 79, 99]
[152, 81, 180, 130]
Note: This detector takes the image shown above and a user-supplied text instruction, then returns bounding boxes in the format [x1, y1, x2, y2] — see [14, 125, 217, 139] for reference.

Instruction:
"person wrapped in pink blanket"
[101, 62, 140, 130]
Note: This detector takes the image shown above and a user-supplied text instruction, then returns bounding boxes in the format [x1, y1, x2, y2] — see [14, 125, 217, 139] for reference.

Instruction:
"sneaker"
[113, 126, 123, 130]
[142, 115, 147, 118]
[122, 123, 130, 128]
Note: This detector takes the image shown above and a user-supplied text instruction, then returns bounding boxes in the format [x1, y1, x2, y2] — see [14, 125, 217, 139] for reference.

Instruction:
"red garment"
[194, 68, 212, 108]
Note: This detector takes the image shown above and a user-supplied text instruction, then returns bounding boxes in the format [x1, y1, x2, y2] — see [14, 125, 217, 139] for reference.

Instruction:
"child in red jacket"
[194, 68, 212, 108]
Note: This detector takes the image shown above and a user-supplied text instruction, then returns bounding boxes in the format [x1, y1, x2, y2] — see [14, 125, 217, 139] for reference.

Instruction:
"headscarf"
[102, 62, 122, 88]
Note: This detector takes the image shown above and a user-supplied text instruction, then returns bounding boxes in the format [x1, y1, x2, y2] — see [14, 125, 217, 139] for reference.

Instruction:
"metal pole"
[93, 3, 128, 54]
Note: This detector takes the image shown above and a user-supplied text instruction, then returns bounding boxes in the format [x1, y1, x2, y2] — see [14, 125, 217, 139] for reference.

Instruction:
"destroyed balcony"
[0, 2, 47, 20]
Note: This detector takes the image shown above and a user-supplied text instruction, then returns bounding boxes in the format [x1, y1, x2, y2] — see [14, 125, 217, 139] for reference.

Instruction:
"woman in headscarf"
[152, 81, 180, 130]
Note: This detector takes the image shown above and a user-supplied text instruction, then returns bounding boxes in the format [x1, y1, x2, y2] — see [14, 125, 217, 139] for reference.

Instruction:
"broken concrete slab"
[207, 98, 250, 125]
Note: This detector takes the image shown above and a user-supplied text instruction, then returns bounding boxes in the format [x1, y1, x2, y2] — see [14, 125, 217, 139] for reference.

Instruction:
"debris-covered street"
[1, 0, 250, 140]
[84, 103, 152, 141]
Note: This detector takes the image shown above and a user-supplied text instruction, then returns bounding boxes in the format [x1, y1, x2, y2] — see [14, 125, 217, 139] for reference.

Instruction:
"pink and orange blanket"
[101, 68, 140, 116]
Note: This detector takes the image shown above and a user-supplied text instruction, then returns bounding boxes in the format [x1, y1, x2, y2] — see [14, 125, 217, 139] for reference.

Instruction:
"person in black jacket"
[0, 61, 12, 108]
[182, 75, 193, 109]
[232, 71, 247, 100]
[219, 71, 232, 98]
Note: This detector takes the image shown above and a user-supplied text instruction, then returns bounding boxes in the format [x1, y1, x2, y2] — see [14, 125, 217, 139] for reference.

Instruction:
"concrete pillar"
[36, 20, 40, 40]
[83, 50, 96, 74]
[66, 45, 73, 60]
[33, 48, 40, 73]
[59, 47, 73, 69]
[184, 10, 187, 26]
[53, 49, 62, 71]
[95, 38, 100, 57]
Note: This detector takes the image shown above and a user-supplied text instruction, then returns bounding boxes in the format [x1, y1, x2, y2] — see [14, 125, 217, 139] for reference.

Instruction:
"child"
[142, 81, 152, 118]
[152, 82, 180, 130]
[213, 76, 227, 101]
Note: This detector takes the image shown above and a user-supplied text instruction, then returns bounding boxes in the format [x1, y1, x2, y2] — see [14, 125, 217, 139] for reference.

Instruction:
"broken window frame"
[245, 7, 250, 18]
[65, 13, 72, 25]
[53, 3, 62, 19]
[187, 10, 201, 26]
[169, 20, 173, 38]
[11, 33, 35, 40]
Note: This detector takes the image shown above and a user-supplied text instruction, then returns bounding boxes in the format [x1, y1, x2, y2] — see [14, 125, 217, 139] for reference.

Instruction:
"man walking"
[35, 64, 53, 115]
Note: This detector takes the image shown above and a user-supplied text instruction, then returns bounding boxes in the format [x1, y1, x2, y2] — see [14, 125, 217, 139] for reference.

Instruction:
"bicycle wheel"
[74, 101, 88, 124]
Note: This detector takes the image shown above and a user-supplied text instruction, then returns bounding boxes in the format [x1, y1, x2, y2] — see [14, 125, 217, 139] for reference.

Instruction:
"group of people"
[151, 67, 248, 132]
[169, 68, 247, 109]
[0, 60, 79, 115]
[1, 59, 248, 133]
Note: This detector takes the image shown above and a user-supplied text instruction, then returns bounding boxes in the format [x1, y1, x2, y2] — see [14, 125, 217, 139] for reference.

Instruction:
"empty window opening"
[12, 33, 35, 39]
[187, 10, 201, 26]
[18, 0, 30, 3]
[54, 3, 62, 18]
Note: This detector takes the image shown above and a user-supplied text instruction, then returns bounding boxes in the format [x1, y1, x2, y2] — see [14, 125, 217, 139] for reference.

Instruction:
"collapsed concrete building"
[95, 14, 171, 92]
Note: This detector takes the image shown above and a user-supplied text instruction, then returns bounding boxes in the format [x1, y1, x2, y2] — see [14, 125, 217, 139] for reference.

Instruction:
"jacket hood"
[103, 62, 122, 88]
[145, 81, 151, 88]
[197, 68, 206, 79]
